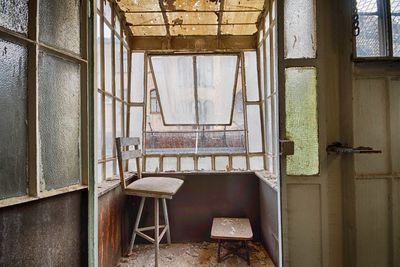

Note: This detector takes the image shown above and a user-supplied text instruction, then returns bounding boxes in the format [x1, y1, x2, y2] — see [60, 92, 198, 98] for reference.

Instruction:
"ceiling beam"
[217, 0, 225, 38]
[124, 10, 262, 14]
[129, 22, 256, 27]
[158, 0, 171, 38]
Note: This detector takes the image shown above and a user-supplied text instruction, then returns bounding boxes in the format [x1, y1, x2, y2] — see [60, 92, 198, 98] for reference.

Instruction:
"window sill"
[353, 57, 400, 64]
[142, 170, 257, 176]
[255, 171, 278, 191]
[97, 172, 135, 197]
[0, 184, 88, 208]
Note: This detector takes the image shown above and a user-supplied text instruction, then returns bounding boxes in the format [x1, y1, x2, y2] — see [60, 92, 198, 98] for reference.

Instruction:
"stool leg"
[154, 198, 159, 267]
[217, 240, 221, 263]
[161, 198, 171, 244]
[245, 241, 250, 265]
[129, 197, 145, 255]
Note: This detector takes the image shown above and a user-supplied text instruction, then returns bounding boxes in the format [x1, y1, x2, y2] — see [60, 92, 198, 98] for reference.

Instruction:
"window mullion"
[377, 0, 390, 56]
[385, 0, 394, 56]
[193, 56, 199, 125]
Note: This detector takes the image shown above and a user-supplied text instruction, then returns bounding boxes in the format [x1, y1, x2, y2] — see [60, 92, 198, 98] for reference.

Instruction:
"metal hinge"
[280, 140, 294, 156]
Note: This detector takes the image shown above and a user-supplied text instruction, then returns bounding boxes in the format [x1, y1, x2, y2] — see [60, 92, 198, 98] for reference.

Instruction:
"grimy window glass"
[0, 0, 28, 34]
[0, 39, 28, 200]
[392, 0, 400, 56]
[38, 52, 81, 190]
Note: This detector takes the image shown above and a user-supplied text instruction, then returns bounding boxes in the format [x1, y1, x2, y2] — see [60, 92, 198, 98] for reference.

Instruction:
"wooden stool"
[116, 137, 183, 267]
[211, 217, 253, 265]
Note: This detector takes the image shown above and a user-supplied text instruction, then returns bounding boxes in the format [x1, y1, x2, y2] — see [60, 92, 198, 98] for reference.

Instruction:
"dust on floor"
[119, 242, 275, 267]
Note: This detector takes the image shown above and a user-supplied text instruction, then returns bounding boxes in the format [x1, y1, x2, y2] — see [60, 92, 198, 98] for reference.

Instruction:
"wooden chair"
[116, 137, 183, 266]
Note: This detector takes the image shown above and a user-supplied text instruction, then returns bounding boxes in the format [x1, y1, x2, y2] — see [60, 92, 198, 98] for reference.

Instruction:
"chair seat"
[125, 177, 183, 199]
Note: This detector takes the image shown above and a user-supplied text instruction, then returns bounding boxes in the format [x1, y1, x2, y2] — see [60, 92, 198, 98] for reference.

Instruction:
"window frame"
[0, 0, 88, 207]
[149, 88, 160, 114]
[354, 0, 400, 60]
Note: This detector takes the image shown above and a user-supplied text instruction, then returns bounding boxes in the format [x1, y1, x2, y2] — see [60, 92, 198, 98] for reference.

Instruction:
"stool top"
[125, 177, 183, 199]
[211, 218, 253, 240]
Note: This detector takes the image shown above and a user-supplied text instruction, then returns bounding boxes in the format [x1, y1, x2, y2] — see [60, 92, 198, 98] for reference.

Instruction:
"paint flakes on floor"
[119, 242, 275, 267]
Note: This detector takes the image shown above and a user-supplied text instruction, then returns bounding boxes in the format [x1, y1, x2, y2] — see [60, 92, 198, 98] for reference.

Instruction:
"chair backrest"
[115, 137, 142, 190]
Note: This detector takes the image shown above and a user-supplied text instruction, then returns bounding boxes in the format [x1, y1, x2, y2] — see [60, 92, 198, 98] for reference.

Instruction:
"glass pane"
[357, 15, 384, 57]
[196, 55, 238, 124]
[180, 157, 194, 171]
[104, 24, 112, 93]
[39, 0, 81, 54]
[0, 0, 28, 34]
[146, 157, 159, 172]
[247, 105, 263, 152]
[284, 0, 316, 58]
[97, 15, 102, 89]
[128, 159, 137, 172]
[198, 157, 212, 171]
[151, 56, 196, 124]
[250, 156, 264, 170]
[258, 44, 265, 101]
[163, 157, 177, 171]
[215, 156, 229, 171]
[115, 37, 121, 98]
[104, 0, 112, 23]
[106, 160, 113, 179]
[105, 96, 113, 157]
[131, 53, 144, 102]
[0, 40, 27, 199]
[38, 52, 81, 190]
[392, 0, 400, 56]
[116, 100, 122, 138]
[232, 156, 247, 170]
[129, 106, 143, 144]
[123, 47, 128, 100]
[285, 67, 319, 175]
[97, 163, 104, 183]
[244, 52, 260, 101]
[97, 93, 103, 160]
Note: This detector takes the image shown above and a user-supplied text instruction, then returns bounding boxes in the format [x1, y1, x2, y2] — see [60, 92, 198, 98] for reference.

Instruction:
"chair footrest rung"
[138, 225, 166, 232]
[135, 225, 170, 244]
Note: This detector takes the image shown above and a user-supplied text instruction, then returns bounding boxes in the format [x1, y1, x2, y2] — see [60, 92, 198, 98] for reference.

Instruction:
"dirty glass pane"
[38, 52, 81, 190]
[284, 0, 316, 58]
[356, 0, 385, 57]
[131, 53, 144, 103]
[151, 56, 196, 124]
[215, 156, 229, 171]
[247, 105, 263, 153]
[196, 55, 237, 124]
[285, 67, 319, 175]
[39, 0, 81, 54]
[0, 40, 27, 199]
[105, 96, 113, 157]
[392, 0, 400, 56]
[104, 0, 112, 23]
[244, 52, 260, 101]
[198, 157, 212, 171]
[116, 100, 122, 138]
[115, 37, 121, 99]
[0, 0, 28, 34]
[104, 24, 112, 93]
[258, 44, 265, 101]
[123, 47, 129, 100]
[146, 157, 159, 172]
[232, 156, 247, 170]
[129, 106, 143, 142]
[163, 157, 177, 171]
[181, 157, 194, 171]
[98, 163, 104, 183]
[250, 156, 264, 170]
[97, 14, 102, 89]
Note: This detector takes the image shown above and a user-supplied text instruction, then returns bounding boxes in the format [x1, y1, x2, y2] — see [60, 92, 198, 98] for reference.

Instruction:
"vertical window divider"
[241, 52, 250, 170]
[28, 0, 39, 197]
[100, 5, 106, 182]
[111, 6, 116, 176]
[125, 49, 132, 172]
[142, 52, 149, 171]
[385, 0, 394, 56]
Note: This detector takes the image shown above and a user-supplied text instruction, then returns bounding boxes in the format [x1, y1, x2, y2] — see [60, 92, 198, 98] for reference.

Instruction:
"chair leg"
[154, 198, 159, 267]
[129, 197, 146, 255]
[161, 198, 171, 244]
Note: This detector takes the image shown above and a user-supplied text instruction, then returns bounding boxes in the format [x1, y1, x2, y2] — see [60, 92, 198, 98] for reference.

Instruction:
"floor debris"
[119, 242, 275, 267]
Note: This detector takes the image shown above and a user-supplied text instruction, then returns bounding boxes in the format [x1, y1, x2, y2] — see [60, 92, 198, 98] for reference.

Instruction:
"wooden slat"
[120, 137, 141, 146]
[121, 149, 142, 160]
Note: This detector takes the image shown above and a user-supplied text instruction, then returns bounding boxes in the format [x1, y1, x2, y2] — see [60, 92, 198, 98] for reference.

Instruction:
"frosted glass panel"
[106, 160, 113, 178]
[250, 156, 264, 170]
[181, 157, 194, 171]
[0, 40, 27, 199]
[105, 96, 113, 156]
[392, 0, 400, 56]
[38, 52, 81, 190]
[97, 93, 103, 160]
[198, 157, 212, 171]
[131, 53, 145, 102]
[104, 24, 112, 93]
[116, 100, 122, 138]
[244, 52, 260, 101]
[96, 15, 102, 89]
[97, 163, 104, 183]
[146, 157, 159, 172]
[285, 67, 319, 175]
[0, 0, 28, 34]
[215, 156, 229, 171]
[39, 0, 81, 54]
[151, 56, 196, 124]
[163, 157, 177, 171]
[123, 47, 129, 100]
[247, 105, 263, 152]
[232, 156, 247, 170]
[196, 55, 237, 124]
[284, 0, 316, 58]
[129, 106, 143, 144]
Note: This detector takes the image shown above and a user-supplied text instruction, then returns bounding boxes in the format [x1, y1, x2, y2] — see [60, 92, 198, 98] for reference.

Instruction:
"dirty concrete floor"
[119, 242, 275, 267]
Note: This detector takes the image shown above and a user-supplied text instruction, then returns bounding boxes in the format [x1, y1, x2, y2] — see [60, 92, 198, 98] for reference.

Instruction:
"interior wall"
[0, 191, 88, 266]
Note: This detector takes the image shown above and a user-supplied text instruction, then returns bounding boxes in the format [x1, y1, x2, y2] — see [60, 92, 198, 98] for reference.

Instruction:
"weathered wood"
[120, 137, 140, 146]
[121, 150, 142, 160]
[211, 218, 253, 240]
